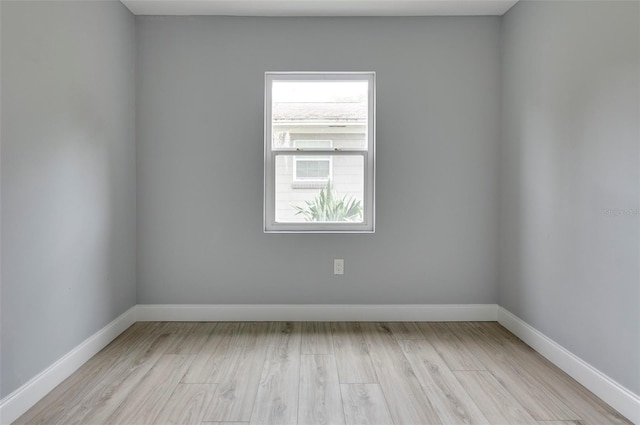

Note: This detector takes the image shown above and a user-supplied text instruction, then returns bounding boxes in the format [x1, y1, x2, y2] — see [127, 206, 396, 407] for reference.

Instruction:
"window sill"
[291, 181, 329, 189]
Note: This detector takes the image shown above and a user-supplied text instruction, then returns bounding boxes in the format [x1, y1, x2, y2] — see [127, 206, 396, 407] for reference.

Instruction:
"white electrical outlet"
[334, 259, 344, 275]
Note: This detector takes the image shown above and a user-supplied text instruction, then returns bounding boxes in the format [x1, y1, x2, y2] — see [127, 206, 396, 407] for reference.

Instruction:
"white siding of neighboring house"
[274, 124, 366, 222]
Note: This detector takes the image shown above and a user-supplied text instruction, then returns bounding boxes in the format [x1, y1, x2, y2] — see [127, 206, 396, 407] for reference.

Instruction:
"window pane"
[275, 155, 364, 223]
[296, 159, 330, 179]
[293, 140, 332, 181]
[272, 81, 368, 150]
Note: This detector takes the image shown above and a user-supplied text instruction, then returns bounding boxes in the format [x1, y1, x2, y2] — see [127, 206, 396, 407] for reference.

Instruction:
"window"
[264, 72, 375, 233]
[293, 140, 332, 188]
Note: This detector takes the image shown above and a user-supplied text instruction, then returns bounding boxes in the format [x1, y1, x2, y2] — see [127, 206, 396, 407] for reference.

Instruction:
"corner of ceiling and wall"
[119, 0, 520, 17]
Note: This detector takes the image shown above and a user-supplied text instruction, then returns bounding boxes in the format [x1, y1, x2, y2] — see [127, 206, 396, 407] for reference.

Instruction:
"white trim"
[0, 307, 137, 425]
[135, 303, 498, 322]
[497, 307, 640, 425]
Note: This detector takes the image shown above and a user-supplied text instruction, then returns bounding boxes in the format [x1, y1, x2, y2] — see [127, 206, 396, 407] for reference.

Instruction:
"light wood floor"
[15, 322, 631, 425]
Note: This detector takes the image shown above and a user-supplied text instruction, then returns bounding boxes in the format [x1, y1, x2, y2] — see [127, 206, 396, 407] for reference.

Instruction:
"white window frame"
[264, 72, 376, 233]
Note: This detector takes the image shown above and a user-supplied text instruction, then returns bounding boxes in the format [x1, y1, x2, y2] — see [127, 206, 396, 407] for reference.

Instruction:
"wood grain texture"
[360, 323, 442, 425]
[181, 322, 239, 384]
[450, 322, 580, 421]
[202, 423, 249, 425]
[163, 322, 218, 355]
[398, 339, 489, 425]
[12, 322, 632, 425]
[535, 421, 586, 425]
[331, 322, 378, 384]
[249, 322, 302, 425]
[154, 383, 217, 424]
[301, 322, 334, 354]
[298, 355, 345, 425]
[386, 322, 424, 340]
[340, 384, 394, 425]
[204, 323, 271, 422]
[487, 325, 631, 425]
[417, 322, 486, 371]
[105, 354, 194, 425]
[53, 331, 176, 425]
[13, 323, 153, 425]
[529, 362, 630, 424]
[454, 371, 538, 425]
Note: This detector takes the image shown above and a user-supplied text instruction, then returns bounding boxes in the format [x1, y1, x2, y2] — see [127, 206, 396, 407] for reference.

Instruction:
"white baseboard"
[134, 303, 499, 322]
[497, 307, 640, 425]
[0, 306, 137, 425]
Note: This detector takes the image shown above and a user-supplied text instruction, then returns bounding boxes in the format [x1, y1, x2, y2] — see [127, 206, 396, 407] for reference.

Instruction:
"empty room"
[1, 0, 638, 424]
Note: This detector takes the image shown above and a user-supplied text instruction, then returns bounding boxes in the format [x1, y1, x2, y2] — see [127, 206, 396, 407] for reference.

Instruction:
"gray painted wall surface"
[500, 1, 640, 393]
[6, 1, 636, 404]
[136, 16, 501, 305]
[0, 1, 136, 397]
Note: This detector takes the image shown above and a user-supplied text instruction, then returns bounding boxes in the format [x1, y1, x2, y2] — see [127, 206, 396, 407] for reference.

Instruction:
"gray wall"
[500, 1, 640, 394]
[0, 1, 136, 397]
[5, 0, 635, 404]
[136, 16, 501, 304]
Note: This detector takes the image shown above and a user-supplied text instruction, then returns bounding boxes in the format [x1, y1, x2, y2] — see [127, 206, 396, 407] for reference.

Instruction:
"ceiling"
[120, 0, 519, 16]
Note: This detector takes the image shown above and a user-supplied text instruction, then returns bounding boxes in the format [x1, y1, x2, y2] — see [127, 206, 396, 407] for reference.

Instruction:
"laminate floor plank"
[416, 322, 486, 371]
[203, 323, 271, 422]
[340, 384, 394, 425]
[449, 323, 580, 421]
[164, 322, 218, 355]
[105, 354, 194, 425]
[298, 355, 345, 425]
[331, 322, 378, 384]
[12, 322, 632, 425]
[479, 323, 631, 425]
[397, 339, 489, 425]
[154, 383, 217, 425]
[537, 374, 630, 425]
[536, 421, 586, 425]
[202, 423, 249, 425]
[491, 331, 632, 425]
[301, 322, 334, 354]
[249, 322, 302, 425]
[13, 323, 156, 425]
[454, 371, 538, 425]
[386, 322, 424, 340]
[481, 322, 523, 342]
[360, 323, 442, 425]
[53, 331, 176, 425]
[182, 323, 241, 384]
